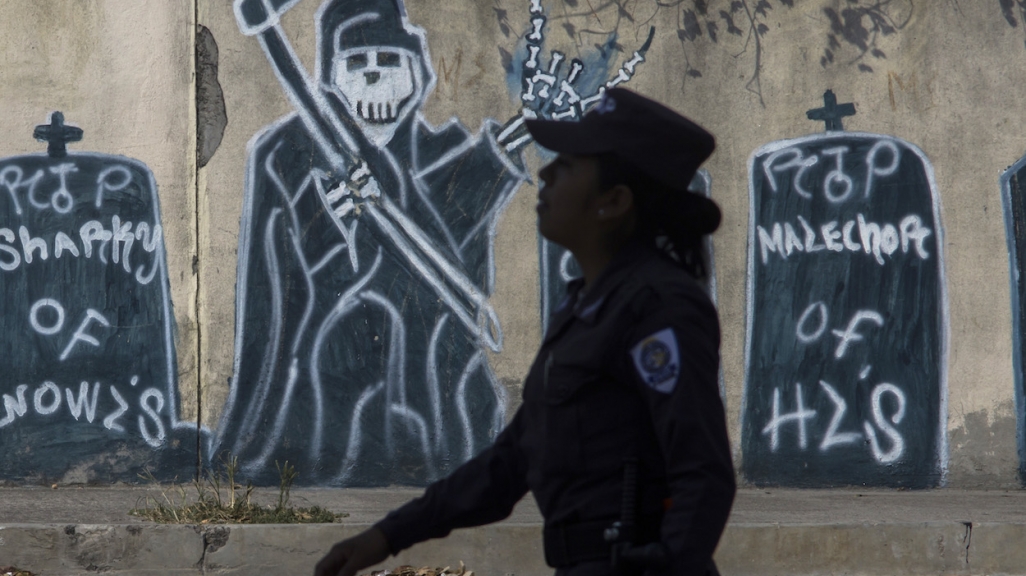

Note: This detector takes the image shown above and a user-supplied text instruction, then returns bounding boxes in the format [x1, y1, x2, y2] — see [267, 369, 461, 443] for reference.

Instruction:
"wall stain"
[947, 406, 1019, 489]
[196, 25, 227, 169]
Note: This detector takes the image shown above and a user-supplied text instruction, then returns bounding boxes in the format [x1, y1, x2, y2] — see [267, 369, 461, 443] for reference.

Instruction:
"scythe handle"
[235, 0, 303, 36]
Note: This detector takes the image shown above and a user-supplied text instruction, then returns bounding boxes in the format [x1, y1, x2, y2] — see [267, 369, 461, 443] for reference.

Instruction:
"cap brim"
[528, 117, 721, 235]
[525, 118, 612, 155]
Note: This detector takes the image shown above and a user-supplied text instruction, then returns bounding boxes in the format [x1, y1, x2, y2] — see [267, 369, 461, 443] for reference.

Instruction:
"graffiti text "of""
[30, 298, 112, 361]
[796, 303, 885, 359]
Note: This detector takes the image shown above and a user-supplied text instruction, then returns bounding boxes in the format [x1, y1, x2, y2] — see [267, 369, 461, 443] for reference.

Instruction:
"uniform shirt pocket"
[540, 363, 600, 475]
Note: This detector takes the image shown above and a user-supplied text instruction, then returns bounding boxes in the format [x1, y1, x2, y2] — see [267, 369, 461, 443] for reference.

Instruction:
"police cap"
[525, 87, 720, 235]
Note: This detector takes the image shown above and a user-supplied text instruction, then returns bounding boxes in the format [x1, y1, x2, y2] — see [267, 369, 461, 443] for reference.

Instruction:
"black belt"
[543, 519, 662, 568]
[543, 520, 612, 567]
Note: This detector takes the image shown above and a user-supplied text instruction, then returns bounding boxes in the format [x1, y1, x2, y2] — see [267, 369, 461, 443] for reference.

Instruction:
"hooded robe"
[214, 0, 525, 486]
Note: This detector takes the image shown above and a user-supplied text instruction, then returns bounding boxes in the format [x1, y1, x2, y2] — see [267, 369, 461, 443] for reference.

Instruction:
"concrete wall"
[1, 0, 1024, 489]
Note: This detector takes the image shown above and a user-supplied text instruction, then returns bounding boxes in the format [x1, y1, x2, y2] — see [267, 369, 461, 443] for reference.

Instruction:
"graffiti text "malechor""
[0, 218, 162, 284]
[757, 213, 932, 266]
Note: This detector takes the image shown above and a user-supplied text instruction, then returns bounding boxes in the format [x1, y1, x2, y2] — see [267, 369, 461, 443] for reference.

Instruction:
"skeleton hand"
[495, 1, 656, 155]
[323, 161, 381, 219]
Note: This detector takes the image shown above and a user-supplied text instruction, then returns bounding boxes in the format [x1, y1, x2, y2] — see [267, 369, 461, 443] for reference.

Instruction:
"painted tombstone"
[0, 112, 196, 482]
[1001, 156, 1026, 480]
[540, 171, 714, 325]
[742, 92, 947, 487]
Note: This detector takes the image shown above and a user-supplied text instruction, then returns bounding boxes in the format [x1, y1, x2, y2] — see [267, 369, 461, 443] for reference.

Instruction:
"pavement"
[2, 486, 1026, 575]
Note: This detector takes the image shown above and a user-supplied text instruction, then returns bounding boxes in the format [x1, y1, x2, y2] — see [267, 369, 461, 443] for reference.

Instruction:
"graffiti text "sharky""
[0, 218, 162, 284]
[0, 378, 167, 448]
[757, 214, 932, 266]
[0, 160, 161, 284]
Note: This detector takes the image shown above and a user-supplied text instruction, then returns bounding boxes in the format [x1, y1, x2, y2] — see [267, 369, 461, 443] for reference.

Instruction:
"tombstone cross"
[806, 90, 856, 132]
[33, 111, 83, 158]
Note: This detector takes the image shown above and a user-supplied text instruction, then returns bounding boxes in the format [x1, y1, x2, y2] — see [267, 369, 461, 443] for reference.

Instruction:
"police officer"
[314, 88, 736, 576]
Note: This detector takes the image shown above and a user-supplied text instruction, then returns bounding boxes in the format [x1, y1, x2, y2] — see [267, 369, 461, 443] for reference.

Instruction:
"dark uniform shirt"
[375, 241, 736, 575]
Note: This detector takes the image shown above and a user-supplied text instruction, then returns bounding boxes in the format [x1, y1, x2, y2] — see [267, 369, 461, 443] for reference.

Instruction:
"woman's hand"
[314, 527, 391, 576]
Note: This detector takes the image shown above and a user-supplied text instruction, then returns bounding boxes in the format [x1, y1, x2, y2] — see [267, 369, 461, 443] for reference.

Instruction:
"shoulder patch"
[630, 327, 680, 394]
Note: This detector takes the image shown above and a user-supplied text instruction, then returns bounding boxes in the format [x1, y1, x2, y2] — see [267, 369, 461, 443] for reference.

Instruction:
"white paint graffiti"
[218, 0, 550, 485]
[756, 213, 932, 266]
[219, 0, 659, 485]
[0, 377, 167, 449]
[499, 0, 652, 149]
[760, 379, 907, 463]
[743, 131, 949, 482]
[0, 150, 195, 453]
[0, 161, 163, 283]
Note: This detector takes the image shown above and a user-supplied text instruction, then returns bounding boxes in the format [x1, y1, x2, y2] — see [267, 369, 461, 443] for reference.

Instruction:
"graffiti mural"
[0, 112, 198, 482]
[1000, 155, 1026, 480]
[742, 92, 948, 488]
[215, 0, 523, 486]
[215, 0, 659, 486]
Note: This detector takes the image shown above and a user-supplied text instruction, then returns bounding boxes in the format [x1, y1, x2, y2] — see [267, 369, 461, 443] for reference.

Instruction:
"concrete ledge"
[3, 488, 1026, 575]
[5, 520, 1026, 576]
[0, 522, 547, 576]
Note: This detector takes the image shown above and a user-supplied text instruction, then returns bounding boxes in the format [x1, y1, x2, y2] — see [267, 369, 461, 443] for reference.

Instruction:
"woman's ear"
[595, 184, 634, 221]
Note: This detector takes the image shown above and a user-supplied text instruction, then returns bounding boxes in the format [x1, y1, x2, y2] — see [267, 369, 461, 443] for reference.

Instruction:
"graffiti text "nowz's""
[0, 218, 162, 284]
[757, 213, 932, 266]
[0, 379, 167, 448]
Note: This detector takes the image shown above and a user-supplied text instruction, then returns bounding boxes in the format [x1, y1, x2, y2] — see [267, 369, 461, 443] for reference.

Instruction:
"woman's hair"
[597, 152, 710, 280]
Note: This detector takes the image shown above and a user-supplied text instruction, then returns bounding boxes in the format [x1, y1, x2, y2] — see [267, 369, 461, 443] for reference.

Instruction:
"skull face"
[332, 47, 418, 144]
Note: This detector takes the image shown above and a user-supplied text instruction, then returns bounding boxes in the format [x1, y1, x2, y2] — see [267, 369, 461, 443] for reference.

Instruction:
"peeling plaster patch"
[203, 526, 230, 554]
[66, 525, 122, 571]
[947, 404, 1019, 488]
[196, 525, 231, 569]
[196, 25, 227, 168]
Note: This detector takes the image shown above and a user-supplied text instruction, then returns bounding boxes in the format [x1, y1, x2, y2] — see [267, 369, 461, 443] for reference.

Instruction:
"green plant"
[130, 456, 345, 524]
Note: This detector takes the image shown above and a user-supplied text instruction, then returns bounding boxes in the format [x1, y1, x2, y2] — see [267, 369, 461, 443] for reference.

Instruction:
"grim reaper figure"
[214, 0, 532, 486]
[215, 0, 651, 486]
